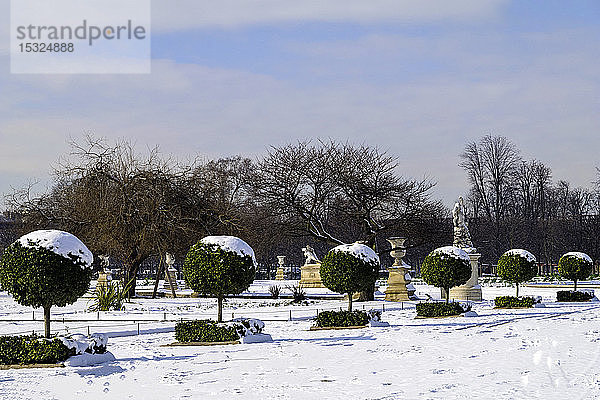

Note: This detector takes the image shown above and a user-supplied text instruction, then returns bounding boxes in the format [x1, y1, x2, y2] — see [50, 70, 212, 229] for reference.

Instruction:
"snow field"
[0, 284, 599, 399]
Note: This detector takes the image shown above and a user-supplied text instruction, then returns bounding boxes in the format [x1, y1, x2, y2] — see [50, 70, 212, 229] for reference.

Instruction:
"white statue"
[165, 252, 175, 267]
[452, 197, 474, 249]
[302, 245, 320, 265]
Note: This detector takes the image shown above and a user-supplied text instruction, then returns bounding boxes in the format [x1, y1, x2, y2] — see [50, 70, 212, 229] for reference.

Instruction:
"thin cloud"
[151, 0, 508, 30]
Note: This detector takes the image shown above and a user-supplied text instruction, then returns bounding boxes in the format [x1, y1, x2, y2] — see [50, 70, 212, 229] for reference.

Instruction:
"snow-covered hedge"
[416, 302, 471, 317]
[556, 290, 594, 302]
[494, 296, 539, 308]
[175, 318, 269, 343]
[314, 310, 370, 328]
[0, 335, 74, 365]
[0, 332, 108, 365]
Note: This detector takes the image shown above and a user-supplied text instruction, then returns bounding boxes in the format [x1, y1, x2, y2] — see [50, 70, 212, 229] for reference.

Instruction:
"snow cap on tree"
[330, 242, 379, 265]
[17, 229, 94, 268]
[200, 235, 256, 265]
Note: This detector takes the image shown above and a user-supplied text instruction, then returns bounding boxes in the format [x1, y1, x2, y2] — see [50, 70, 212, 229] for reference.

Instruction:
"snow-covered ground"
[1, 283, 599, 399]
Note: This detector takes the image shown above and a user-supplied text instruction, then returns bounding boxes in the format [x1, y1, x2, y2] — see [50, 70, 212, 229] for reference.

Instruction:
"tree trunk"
[44, 306, 51, 338]
[574, 279, 578, 291]
[217, 296, 223, 322]
[348, 292, 353, 311]
[125, 259, 143, 299]
[445, 288, 450, 303]
[151, 259, 165, 299]
[516, 282, 519, 297]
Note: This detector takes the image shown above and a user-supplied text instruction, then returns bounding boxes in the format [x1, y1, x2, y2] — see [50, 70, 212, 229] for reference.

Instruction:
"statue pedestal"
[299, 263, 324, 288]
[447, 252, 482, 301]
[385, 266, 416, 301]
[163, 267, 178, 291]
[275, 267, 285, 280]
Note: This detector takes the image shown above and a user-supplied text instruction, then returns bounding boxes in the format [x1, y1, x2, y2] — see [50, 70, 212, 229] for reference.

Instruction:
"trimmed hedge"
[314, 310, 370, 328]
[0, 335, 75, 365]
[494, 296, 537, 308]
[556, 290, 594, 302]
[175, 320, 240, 343]
[416, 302, 471, 317]
[420, 248, 471, 302]
[558, 253, 593, 291]
[320, 248, 379, 311]
[496, 251, 537, 297]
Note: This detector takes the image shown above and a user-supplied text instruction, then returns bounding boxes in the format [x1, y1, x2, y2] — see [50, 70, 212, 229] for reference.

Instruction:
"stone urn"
[385, 237, 416, 301]
[276, 255, 286, 280]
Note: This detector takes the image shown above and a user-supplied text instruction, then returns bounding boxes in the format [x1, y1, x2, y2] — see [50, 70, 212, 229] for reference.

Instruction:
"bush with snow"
[314, 310, 370, 328]
[0, 230, 93, 338]
[558, 252, 593, 291]
[175, 318, 270, 343]
[497, 249, 537, 297]
[494, 296, 538, 308]
[320, 243, 379, 311]
[0, 335, 75, 365]
[420, 246, 471, 303]
[175, 320, 240, 343]
[556, 290, 594, 302]
[183, 236, 256, 322]
[59, 333, 109, 355]
[416, 301, 471, 317]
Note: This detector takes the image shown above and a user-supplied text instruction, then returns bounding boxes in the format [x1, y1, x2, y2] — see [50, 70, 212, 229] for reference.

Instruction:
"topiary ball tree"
[183, 236, 256, 322]
[558, 252, 593, 291]
[497, 249, 537, 297]
[421, 246, 471, 303]
[320, 243, 379, 311]
[0, 230, 93, 338]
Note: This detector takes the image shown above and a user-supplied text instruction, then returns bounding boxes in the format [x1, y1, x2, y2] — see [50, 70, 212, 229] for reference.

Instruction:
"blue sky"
[1, 0, 599, 207]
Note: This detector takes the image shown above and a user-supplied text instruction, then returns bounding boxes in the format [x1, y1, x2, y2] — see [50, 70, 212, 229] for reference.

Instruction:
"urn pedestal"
[276, 255, 286, 281]
[385, 237, 417, 301]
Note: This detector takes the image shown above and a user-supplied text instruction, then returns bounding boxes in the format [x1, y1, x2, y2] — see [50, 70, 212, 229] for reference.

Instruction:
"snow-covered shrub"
[367, 309, 382, 322]
[175, 320, 240, 343]
[314, 310, 370, 327]
[494, 296, 538, 308]
[0, 230, 93, 338]
[497, 249, 537, 297]
[320, 243, 379, 311]
[556, 290, 594, 302]
[420, 246, 471, 303]
[59, 333, 108, 355]
[416, 302, 471, 317]
[183, 236, 256, 322]
[558, 252, 593, 291]
[0, 335, 75, 365]
[230, 318, 265, 337]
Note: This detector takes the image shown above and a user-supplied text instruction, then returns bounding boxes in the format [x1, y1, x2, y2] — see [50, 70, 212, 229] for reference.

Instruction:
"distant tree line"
[2, 134, 598, 296]
[460, 135, 600, 267]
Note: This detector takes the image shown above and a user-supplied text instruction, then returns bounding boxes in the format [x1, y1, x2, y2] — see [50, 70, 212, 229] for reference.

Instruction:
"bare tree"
[7, 136, 215, 296]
